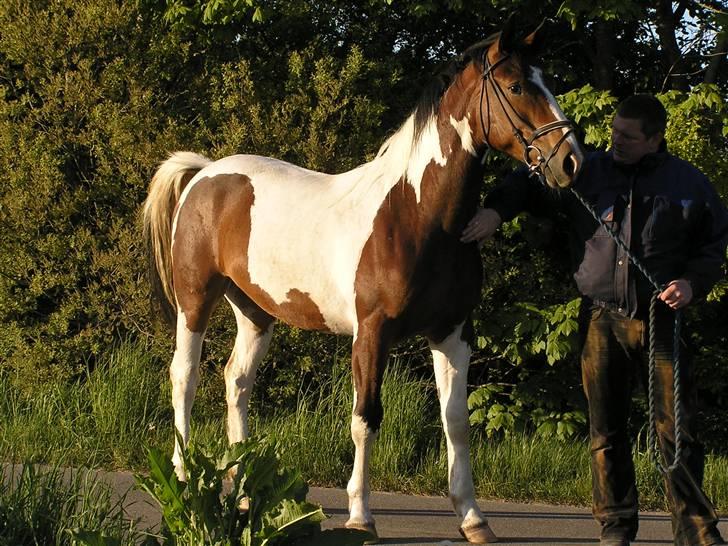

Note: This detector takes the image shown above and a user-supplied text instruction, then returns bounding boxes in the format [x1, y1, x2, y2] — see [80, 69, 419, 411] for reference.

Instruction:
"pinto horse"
[143, 21, 583, 544]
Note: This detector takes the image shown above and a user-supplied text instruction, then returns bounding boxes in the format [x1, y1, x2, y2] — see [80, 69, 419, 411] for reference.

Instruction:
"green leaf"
[135, 448, 188, 533]
[469, 408, 488, 425]
[259, 500, 326, 545]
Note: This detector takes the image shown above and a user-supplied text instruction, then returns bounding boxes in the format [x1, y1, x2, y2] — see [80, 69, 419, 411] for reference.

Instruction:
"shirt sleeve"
[682, 179, 728, 299]
[483, 167, 561, 222]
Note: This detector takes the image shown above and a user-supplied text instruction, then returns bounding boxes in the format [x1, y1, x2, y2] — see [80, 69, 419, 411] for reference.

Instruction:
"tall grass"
[0, 463, 138, 545]
[471, 433, 592, 504]
[1, 340, 727, 512]
[86, 343, 166, 467]
[0, 341, 166, 468]
[259, 360, 442, 492]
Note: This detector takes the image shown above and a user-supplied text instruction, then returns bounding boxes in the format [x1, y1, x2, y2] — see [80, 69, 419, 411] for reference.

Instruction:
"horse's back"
[174, 154, 379, 335]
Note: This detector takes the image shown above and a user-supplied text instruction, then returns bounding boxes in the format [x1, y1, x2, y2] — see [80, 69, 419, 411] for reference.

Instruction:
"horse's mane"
[366, 33, 500, 191]
[411, 34, 499, 140]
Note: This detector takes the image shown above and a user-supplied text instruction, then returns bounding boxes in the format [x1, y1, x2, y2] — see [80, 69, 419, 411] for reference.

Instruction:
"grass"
[1, 341, 727, 514]
[0, 343, 168, 469]
[0, 463, 139, 545]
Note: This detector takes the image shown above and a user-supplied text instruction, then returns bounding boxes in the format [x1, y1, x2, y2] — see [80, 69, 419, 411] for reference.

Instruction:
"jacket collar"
[611, 139, 669, 176]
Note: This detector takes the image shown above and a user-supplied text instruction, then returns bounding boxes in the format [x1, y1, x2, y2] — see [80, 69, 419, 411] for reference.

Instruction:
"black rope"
[568, 186, 685, 474]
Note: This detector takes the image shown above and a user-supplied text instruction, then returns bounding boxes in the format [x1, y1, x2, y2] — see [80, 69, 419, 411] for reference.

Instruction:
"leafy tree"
[0, 0, 726, 451]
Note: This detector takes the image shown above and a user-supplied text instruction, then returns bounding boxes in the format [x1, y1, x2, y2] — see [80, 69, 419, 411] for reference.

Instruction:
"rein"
[567, 187, 685, 474]
[478, 51, 574, 181]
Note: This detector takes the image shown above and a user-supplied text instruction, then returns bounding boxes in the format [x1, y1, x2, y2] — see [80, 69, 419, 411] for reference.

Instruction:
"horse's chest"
[354, 231, 482, 336]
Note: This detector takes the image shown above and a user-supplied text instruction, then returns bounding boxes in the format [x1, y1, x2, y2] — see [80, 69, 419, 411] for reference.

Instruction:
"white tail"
[142, 152, 212, 311]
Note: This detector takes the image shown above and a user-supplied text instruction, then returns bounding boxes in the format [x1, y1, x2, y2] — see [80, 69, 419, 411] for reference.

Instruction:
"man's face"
[610, 115, 662, 165]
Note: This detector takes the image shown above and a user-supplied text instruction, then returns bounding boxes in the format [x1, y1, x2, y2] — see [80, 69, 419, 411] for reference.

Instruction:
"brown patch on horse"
[354, 101, 485, 343]
[175, 173, 330, 333]
[354, 173, 482, 341]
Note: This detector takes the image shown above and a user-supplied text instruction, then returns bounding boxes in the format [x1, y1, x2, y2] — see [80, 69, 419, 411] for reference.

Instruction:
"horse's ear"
[498, 15, 547, 54]
[522, 18, 546, 52]
[497, 14, 519, 54]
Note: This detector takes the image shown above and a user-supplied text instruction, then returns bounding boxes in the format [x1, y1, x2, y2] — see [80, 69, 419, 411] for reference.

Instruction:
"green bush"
[0, 0, 390, 403]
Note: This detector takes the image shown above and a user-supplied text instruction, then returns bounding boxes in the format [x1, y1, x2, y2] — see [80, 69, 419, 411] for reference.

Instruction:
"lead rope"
[476, 48, 683, 471]
[567, 186, 684, 473]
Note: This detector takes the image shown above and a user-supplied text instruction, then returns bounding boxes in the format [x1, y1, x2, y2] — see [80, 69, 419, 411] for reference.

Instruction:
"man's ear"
[648, 131, 665, 151]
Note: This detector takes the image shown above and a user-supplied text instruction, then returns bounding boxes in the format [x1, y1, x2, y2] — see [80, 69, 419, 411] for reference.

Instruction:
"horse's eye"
[508, 83, 522, 95]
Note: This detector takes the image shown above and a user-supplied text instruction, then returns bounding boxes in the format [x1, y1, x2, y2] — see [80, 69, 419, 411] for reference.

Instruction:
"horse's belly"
[245, 244, 356, 335]
[245, 207, 363, 336]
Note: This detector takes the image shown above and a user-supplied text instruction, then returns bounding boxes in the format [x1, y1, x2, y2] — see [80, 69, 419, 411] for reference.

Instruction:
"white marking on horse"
[405, 116, 448, 201]
[224, 297, 273, 444]
[170, 311, 204, 478]
[347, 413, 377, 528]
[529, 67, 583, 155]
[450, 114, 478, 157]
[430, 322, 488, 530]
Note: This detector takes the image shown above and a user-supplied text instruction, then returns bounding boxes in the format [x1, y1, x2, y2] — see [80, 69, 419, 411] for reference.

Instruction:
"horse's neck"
[380, 112, 483, 228]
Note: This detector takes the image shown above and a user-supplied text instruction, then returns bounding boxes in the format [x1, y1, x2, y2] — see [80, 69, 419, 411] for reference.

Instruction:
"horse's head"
[466, 19, 584, 188]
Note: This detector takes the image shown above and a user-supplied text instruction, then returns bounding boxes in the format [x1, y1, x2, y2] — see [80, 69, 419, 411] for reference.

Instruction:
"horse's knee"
[224, 361, 252, 403]
[350, 413, 379, 447]
[353, 395, 383, 434]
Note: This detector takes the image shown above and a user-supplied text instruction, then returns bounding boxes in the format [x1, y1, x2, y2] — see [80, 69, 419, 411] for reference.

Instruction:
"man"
[462, 94, 728, 546]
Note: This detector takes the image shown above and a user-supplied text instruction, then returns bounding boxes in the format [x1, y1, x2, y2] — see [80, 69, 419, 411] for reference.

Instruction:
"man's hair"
[616, 94, 667, 138]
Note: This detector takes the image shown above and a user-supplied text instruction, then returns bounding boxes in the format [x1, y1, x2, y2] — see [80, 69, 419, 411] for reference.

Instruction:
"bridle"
[478, 49, 575, 182]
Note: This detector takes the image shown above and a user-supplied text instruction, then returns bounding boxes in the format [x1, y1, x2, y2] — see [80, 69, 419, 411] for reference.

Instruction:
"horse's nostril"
[563, 152, 577, 178]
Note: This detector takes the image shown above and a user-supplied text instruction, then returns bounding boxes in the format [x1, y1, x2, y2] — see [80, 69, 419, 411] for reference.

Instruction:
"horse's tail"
[142, 151, 212, 324]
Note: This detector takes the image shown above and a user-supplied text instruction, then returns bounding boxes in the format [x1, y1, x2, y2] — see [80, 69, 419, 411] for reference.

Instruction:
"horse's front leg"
[429, 322, 498, 544]
[345, 312, 390, 541]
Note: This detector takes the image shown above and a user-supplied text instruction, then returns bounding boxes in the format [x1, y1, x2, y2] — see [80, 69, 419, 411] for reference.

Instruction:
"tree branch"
[704, 31, 728, 84]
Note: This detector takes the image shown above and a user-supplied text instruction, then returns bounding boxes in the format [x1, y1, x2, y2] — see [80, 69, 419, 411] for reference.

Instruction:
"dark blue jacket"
[484, 147, 728, 318]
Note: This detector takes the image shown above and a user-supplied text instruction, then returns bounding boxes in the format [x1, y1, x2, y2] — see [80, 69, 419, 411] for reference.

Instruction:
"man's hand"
[461, 207, 502, 245]
[658, 279, 693, 310]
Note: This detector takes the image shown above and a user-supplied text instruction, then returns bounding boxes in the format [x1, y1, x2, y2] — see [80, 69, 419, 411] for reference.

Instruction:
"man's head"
[611, 94, 666, 165]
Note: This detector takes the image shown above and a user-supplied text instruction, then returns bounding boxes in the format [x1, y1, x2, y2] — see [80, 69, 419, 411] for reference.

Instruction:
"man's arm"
[680, 181, 728, 302]
[461, 167, 562, 245]
[662, 175, 728, 308]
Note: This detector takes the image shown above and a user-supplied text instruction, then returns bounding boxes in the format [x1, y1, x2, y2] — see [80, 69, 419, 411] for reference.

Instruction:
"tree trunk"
[655, 0, 689, 91]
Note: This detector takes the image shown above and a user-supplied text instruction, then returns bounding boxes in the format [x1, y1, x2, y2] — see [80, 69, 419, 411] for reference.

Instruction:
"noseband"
[479, 51, 575, 182]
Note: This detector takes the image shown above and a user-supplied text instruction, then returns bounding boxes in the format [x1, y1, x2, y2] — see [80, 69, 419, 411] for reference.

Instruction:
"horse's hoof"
[459, 522, 499, 543]
[345, 520, 378, 544]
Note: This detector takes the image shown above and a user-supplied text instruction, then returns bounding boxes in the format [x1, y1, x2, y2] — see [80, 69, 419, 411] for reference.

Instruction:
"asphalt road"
[106, 470, 728, 545]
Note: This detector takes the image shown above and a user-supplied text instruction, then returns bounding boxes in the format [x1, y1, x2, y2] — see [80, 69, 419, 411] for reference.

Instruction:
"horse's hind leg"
[170, 276, 227, 480]
[429, 322, 497, 544]
[223, 286, 274, 445]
